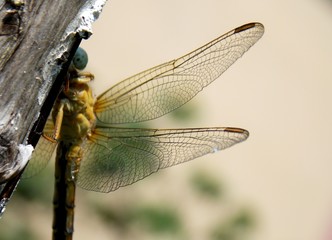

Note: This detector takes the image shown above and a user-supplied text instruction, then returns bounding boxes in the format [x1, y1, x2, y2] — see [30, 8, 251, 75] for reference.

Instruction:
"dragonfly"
[23, 22, 264, 240]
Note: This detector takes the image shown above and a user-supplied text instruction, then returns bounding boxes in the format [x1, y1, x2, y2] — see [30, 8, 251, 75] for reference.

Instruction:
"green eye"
[72, 47, 88, 70]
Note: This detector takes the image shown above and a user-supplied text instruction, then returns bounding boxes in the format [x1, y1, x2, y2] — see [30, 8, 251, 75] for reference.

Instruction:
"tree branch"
[0, 0, 106, 182]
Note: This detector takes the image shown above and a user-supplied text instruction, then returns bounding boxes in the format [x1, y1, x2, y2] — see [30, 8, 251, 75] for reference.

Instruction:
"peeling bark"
[0, 0, 106, 186]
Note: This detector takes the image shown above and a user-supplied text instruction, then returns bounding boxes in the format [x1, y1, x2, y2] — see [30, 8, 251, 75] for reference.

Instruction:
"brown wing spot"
[234, 22, 259, 33]
[225, 127, 249, 136]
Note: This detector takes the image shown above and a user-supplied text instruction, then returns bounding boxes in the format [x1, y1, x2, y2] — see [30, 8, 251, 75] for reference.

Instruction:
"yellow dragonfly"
[24, 22, 264, 240]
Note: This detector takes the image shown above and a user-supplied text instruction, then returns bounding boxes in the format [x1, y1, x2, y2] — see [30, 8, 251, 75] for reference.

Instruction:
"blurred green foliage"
[15, 166, 53, 203]
[86, 170, 256, 240]
[130, 205, 182, 235]
[210, 209, 255, 240]
[92, 202, 184, 237]
[169, 102, 198, 122]
[190, 171, 223, 199]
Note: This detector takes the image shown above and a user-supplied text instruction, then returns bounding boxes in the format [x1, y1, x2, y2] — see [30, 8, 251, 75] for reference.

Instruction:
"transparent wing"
[77, 126, 249, 192]
[95, 22, 264, 124]
[23, 119, 57, 178]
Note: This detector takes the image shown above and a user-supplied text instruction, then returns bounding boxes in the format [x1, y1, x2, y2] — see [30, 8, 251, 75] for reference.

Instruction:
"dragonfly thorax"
[52, 71, 96, 144]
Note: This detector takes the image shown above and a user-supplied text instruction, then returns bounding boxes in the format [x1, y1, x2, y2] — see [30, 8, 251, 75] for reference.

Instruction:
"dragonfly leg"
[51, 101, 64, 141]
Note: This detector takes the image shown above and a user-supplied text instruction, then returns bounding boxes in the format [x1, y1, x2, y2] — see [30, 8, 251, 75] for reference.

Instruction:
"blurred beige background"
[2, 1, 332, 240]
[76, 0, 332, 240]
[80, 1, 332, 240]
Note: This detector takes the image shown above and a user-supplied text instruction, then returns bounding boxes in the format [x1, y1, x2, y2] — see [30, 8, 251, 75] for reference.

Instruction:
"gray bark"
[0, 0, 106, 182]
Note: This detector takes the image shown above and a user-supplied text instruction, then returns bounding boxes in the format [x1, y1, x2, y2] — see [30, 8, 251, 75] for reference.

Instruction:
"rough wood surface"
[0, 0, 106, 182]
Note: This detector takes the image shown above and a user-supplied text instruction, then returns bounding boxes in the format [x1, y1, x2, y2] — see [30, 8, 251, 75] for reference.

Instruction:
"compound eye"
[72, 47, 88, 70]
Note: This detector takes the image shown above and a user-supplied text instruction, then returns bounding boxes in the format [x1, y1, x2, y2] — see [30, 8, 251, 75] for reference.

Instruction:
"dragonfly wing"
[95, 22, 264, 124]
[23, 119, 57, 178]
[77, 126, 249, 192]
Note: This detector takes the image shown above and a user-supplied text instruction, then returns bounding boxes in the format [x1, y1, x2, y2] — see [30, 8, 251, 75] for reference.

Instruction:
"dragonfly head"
[71, 47, 88, 70]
